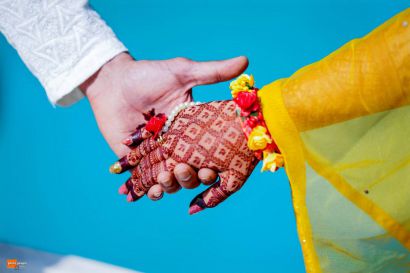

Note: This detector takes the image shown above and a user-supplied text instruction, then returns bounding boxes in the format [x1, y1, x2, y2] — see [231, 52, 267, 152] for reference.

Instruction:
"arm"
[0, 0, 248, 159]
[121, 8, 410, 210]
[259, 8, 410, 132]
[0, 0, 126, 106]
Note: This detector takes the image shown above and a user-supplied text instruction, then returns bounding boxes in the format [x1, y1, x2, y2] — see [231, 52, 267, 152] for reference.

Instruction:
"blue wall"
[0, 1, 408, 272]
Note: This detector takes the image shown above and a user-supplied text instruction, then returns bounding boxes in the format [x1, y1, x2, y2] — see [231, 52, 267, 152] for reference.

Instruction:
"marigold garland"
[230, 74, 284, 172]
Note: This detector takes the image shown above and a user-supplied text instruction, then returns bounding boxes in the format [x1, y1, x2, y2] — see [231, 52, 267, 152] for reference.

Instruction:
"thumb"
[189, 56, 249, 86]
[188, 170, 246, 215]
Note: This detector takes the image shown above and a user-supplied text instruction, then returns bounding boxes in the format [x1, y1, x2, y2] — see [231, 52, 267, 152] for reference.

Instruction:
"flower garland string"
[230, 74, 284, 172]
[142, 102, 202, 140]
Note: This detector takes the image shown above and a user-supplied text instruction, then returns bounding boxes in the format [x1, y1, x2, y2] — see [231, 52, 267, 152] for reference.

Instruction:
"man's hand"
[81, 53, 248, 157]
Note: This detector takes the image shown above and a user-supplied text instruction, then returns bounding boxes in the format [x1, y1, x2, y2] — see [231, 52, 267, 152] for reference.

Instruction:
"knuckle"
[132, 184, 146, 197]
[160, 178, 174, 188]
[226, 179, 242, 193]
[214, 70, 223, 83]
[173, 57, 192, 64]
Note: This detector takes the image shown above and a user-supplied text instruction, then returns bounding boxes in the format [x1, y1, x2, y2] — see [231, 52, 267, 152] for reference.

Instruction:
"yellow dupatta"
[259, 8, 410, 272]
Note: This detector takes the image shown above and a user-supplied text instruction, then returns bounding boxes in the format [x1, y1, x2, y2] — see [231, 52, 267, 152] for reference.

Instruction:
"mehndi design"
[113, 100, 259, 214]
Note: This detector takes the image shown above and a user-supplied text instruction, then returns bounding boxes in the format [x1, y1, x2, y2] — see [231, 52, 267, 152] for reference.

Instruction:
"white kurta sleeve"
[0, 0, 127, 106]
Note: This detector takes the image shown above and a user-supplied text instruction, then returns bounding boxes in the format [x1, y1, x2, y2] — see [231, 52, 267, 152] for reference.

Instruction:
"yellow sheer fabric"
[259, 8, 410, 273]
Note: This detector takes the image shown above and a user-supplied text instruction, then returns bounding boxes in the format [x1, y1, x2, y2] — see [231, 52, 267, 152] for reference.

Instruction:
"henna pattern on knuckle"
[127, 151, 139, 166]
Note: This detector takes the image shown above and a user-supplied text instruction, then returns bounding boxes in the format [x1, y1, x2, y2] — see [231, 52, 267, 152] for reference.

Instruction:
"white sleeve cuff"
[48, 40, 126, 106]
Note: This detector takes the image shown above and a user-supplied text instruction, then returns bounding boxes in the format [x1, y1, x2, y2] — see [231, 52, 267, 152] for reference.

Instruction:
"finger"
[126, 180, 145, 202]
[158, 171, 181, 194]
[119, 178, 144, 202]
[127, 161, 168, 202]
[141, 148, 168, 170]
[190, 56, 249, 86]
[122, 125, 152, 147]
[109, 138, 160, 174]
[147, 184, 164, 201]
[130, 147, 168, 179]
[188, 170, 246, 215]
[125, 146, 168, 201]
[118, 178, 133, 195]
[174, 163, 200, 189]
[118, 183, 129, 195]
[198, 168, 218, 185]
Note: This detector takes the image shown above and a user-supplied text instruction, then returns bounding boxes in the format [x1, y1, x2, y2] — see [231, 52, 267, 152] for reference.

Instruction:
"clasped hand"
[82, 52, 256, 214]
[112, 101, 258, 214]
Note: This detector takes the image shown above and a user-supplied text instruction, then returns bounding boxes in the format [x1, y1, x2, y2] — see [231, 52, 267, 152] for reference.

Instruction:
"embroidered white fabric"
[0, 0, 127, 106]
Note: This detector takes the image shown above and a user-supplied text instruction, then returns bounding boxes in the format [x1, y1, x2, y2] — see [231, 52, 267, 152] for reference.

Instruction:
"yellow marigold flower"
[262, 152, 284, 172]
[247, 126, 272, 151]
[230, 74, 255, 98]
[249, 74, 255, 87]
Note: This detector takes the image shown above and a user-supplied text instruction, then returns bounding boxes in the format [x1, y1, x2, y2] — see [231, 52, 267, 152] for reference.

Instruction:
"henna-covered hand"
[113, 100, 259, 214]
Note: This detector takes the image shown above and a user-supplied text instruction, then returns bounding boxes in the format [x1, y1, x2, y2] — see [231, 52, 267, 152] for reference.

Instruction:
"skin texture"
[81, 52, 249, 192]
[115, 100, 259, 213]
[82, 53, 248, 155]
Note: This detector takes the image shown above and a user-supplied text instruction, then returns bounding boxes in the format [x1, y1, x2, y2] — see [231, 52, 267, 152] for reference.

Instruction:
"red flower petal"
[146, 114, 167, 138]
[244, 115, 259, 129]
[234, 91, 257, 112]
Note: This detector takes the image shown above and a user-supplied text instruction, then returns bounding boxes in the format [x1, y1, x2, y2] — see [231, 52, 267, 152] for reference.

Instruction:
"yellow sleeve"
[258, 9, 410, 273]
[260, 8, 410, 132]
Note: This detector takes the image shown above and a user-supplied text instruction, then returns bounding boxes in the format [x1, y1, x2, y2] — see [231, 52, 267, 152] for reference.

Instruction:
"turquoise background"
[0, 1, 408, 272]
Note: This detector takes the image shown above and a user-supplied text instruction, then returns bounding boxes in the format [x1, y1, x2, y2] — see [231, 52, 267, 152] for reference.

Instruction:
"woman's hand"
[111, 100, 258, 214]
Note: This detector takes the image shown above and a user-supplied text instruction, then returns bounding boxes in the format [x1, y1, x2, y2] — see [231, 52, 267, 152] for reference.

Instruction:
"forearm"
[0, 0, 126, 106]
[263, 8, 410, 132]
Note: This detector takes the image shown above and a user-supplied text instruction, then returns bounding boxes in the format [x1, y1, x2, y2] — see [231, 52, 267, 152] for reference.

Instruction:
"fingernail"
[179, 171, 192, 182]
[189, 204, 203, 215]
[126, 193, 134, 202]
[122, 137, 133, 146]
[154, 191, 162, 197]
[152, 192, 163, 200]
[189, 194, 207, 215]
[118, 184, 129, 195]
[109, 162, 122, 174]
[109, 156, 131, 174]
[123, 127, 146, 147]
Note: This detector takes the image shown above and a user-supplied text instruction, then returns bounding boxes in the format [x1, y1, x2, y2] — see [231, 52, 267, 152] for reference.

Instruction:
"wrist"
[80, 52, 134, 102]
[230, 74, 283, 172]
